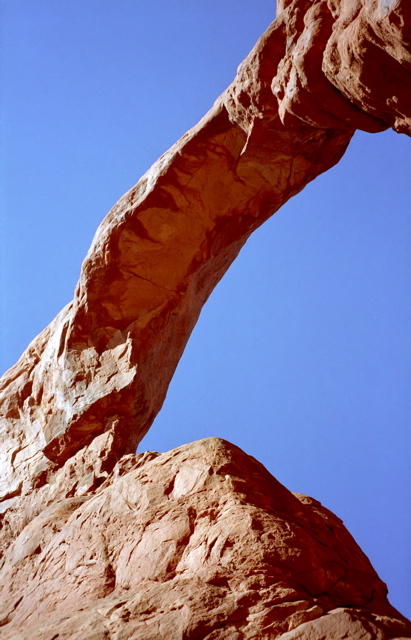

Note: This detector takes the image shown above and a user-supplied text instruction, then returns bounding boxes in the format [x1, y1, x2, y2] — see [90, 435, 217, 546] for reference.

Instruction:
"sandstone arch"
[1, 0, 409, 501]
[0, 2, 410, 636]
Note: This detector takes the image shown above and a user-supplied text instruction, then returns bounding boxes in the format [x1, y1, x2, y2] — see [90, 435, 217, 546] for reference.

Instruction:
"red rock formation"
[0, 19, 354, 504]
[274, 0, 411, 134]
[2, 0, 410, 507]
[1, 1, 410, 505]
[1, 438, 410, 639]
[0, 1, 410, 638]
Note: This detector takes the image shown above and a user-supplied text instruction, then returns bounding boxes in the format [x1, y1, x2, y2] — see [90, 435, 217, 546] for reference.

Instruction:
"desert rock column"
[0, 0, 410, 511]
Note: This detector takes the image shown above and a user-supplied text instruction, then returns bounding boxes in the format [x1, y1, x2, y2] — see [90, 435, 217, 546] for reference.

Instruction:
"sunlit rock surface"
[0, 0, 410, 638]
[1, 0, 410, 504]
[274, 0, 411, 134]
[1, 438, 410, 639]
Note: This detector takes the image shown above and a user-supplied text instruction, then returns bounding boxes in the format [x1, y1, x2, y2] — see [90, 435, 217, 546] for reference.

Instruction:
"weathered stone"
[1, 1, 410, 509]
[1, 438, 409, 639]
[274, 0, 411, 134]
[0, 2, 410, 638]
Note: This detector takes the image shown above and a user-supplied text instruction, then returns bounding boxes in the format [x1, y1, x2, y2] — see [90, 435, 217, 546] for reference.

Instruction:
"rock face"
[0, 39, 353, 506]
[0, 0, 410, 638]
[1, 438, 410, 639]
[1, 0, 410, 505]
[274, 0, 411, 134]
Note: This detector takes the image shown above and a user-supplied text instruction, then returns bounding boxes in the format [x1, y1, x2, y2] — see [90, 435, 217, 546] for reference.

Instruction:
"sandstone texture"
[1, 438, 410, 639]
[1, 0, 409, 506]
[1, 0, 410, 638]
[274, 0, 411, 134]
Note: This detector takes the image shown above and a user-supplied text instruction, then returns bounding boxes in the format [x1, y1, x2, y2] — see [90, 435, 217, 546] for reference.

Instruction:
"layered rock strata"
[1, 438, 410, 639]
[0, 0, 410, 637]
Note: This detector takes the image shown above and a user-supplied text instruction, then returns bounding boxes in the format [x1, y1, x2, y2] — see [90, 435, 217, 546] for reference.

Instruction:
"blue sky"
[2, 0, 410, 618]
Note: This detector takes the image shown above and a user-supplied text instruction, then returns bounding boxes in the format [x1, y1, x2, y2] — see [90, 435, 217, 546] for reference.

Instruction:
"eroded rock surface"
[274, 0, 411, 134]
[0, 1, 410, 638]
[1, 0, 410, 507]
[1, 438, 410, 639]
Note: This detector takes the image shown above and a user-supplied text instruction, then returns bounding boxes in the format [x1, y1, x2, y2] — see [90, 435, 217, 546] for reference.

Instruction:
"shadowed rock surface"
[1, 438, 410, 639]
[0, 0, 410, 638]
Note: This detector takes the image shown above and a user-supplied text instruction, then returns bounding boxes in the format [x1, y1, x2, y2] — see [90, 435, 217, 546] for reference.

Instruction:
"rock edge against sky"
[0, 1, 410, 637]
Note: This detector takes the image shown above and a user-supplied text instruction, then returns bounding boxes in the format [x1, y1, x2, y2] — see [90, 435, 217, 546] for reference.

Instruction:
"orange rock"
[0, 14, 354, 503]
[1, 1, 410, 504]
[0, 3, 410, 638]
[273, 0, 411, 134]
[1, 438, 409, 639]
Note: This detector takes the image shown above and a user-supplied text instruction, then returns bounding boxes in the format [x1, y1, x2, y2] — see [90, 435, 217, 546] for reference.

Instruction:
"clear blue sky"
[2, 0, 410, 619]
